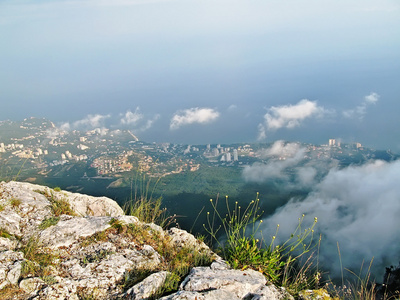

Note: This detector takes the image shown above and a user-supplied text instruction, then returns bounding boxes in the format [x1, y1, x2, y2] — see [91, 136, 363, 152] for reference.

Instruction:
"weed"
[53, 187, 61, 192]
[10, 197, 21, 208]
[0, 285, 27, 300]
[203, 193, 319, 295]
[19, 236, 57, 278]
[42, 275, 58, 285]
[123, 196, 176, 229]
[112, 220, 213, 295]
[35, 189, 76, 217]
[109, 218, 127, 234]
[0, 227, 12, 239]
[79, 230, 108, 247]
[80, 249, 114, 267]
[326, 257, 381, 300]
[39, 216, 60, 230]
[123, 268, 154, 290]
[77, 287, 100, 300]
[0, 204, 4, 212]
[0, 157, 29, 182]
[124, 173, 177, 228]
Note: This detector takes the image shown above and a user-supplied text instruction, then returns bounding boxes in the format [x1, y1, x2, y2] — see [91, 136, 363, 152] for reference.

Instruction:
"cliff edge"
[0, 181, 295, 300]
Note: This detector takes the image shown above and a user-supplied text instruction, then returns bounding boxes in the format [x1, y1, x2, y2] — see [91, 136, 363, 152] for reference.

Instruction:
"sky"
[1, 0, 400, 150]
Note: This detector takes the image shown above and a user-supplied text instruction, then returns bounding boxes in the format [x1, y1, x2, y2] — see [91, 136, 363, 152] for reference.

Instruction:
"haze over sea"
[1, 0, 400, 283]
[1, 0, 400, 150]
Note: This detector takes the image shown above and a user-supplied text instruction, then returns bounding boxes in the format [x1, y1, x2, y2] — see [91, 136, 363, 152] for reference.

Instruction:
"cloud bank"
[243, 141, 336, 188]
[170, 107, 220, 130]
[260, 159, 400, 279]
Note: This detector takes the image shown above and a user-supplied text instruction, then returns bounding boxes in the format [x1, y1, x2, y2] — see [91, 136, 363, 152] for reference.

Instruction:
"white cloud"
[364, 92, 380, 104]
[258, 99, 326, 139]
[120, 107, 143, 125]
[140, 114, 160, 131]
[120, 108, 160, 132]
[75, 114, 110, 128]
[243, 142, 306, 183]
[257, 123, 267, 141]
[170, 107, 220, 130]
[343, 92, 380, 120]
[242, 141, 337, 187]
[260, 159, 400, 279]
[259, 140, 301, 158]
[60, 114, 110, 131]
[227, 104, 237, 111]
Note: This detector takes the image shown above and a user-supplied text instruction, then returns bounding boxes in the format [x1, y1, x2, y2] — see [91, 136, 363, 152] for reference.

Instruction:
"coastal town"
[0, 117, 396, 182]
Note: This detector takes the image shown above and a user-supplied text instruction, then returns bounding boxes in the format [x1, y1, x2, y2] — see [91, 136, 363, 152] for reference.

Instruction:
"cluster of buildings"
[202, 144, 254, 162]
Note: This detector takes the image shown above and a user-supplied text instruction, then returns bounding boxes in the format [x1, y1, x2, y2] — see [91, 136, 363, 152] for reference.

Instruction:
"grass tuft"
[35, 189, 76, 217]
[123, 173, 177, 229]
[9, 197, 22, 208]
[203, 193, 320, 296]
[19, 236, 57, 278]
[39, 216, 60, 230]
[0, 227, 12, 239]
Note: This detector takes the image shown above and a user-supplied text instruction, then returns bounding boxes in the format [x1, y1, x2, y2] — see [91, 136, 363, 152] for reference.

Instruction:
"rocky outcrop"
[0, 181, 300, 299]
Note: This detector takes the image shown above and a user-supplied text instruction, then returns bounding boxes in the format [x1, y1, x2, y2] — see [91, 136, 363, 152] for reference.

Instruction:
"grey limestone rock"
[19, 277, 46, 297]
[125, 271, 170, 299]
[0, 250, 24, 289]
[0, 181, 297, 300]
[39, 215, 112, 248]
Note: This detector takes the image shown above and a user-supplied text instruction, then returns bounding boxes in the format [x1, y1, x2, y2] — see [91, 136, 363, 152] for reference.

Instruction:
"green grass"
[39, 216, 60, 230]
[9, 197, 22, 208]
[325, 256, 390, 300]
[19, 236, 57, 278]
[34, 189, 76, 217]
[123, 173, 177, 228]
[80, 219, 213, 298]
[0, 227, 12, 239]
[203, 193, 320, 296]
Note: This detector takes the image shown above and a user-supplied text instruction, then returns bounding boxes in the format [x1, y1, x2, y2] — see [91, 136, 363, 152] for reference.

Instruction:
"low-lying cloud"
[170, 107, 220, 130]
[120, 108, 160, 132]
[60, 114, 110, 131]
[258, 99, 327, 140]
[343, 92, 380, 120]
[120, 107, 144, 125]
[242, 141, 335, 188]
[260, 159, 400, 280]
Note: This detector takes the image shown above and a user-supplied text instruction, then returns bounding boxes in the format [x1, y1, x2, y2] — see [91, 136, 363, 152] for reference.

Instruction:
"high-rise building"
[226, 152, 231, 162]
[213, 148, 219, 156]
[329, 139, 336, 146]
[233, 149, 238, 161]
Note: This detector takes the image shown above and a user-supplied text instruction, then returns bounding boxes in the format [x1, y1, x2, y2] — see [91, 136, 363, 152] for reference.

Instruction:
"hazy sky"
[1, 0, 399, 150]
